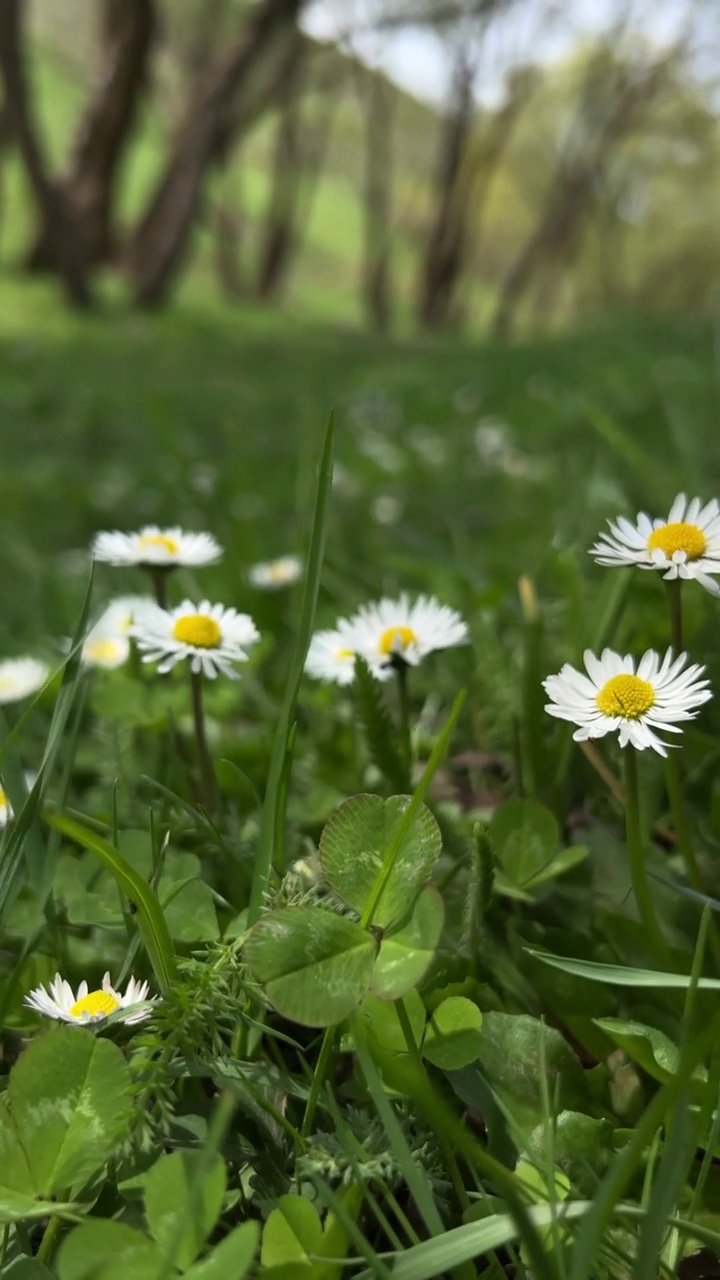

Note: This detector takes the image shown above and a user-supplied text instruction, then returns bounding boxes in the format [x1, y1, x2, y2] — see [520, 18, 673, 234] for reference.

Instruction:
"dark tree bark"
[361, 69, 396, 332]
[417, 65, 536, 330]
[417, 49, 475, 330]
[124, 0, 304, 309]
[27, 0, 156, 270]
[0, 0, 92, 306]
[211, 193, 247, 301]
[255, 32, 305, 301]
[491, 50, 677, 341]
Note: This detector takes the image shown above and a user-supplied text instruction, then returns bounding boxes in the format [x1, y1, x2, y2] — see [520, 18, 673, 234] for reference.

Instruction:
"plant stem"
[190, 670, 216, 813]
[148, 567, 171, 610]
[662, 577, 720, 965]
[301, 1025, 336, 1139]
[624, 746, 670, 965]
[36, 1213, 64, 1265]
[394, 997, 471, 1217]
[395, 661, 412, 779]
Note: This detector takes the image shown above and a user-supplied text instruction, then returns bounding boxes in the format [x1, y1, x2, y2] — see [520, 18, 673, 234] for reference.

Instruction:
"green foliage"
[319, 794, 442, 928]
[370, 888, 444, 1000]
[353, 657, 410, 793]
[422, 997, 483, 1070]
[0, 1027, 129, 1199]
[490, 799, 588, 899]
[144, 1150, 226, 1268]
[245, 906, 378, 1026]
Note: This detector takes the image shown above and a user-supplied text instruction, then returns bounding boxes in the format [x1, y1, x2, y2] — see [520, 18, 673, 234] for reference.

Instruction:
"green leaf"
[356, 991, 426, 1057]
[525, 950, 720, 989]
[161, 878, 219, 941]
[4, 1261, 56, 1278]
[0, 1190, 76, 1224]
[144, 1150, 226, 1270]
[422, 997, 483, 1069]
[245, 906, 377, 1026]
[370, 888, 444, 1000]
[490, 799, 560, 892]
[593, 1017, 697, 1085]
[353, 654, 410, 793]
[183, 1221, 259, 1280]
[57, 1220, 162, 1280]
[261, 1195, 323, 1267]
[525, 1112, 615, 1197]
[476, 1012, 591, 1133]
[49, 814, 176, 992]
[4, 1027, 129, 1196]
[319, 794, 442, 929]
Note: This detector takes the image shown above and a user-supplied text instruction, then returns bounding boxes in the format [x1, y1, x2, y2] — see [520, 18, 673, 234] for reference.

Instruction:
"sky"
[302, 0, 703, 105]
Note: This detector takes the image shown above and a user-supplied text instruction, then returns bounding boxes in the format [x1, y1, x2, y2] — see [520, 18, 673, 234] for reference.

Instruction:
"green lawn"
[1, 277, 717, 666]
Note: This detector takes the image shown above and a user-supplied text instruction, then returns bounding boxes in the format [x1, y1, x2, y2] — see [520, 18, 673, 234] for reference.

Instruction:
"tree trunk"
[255, 33, 305, 301]
[0, 0, 92, 307]
[212, 199, 247, 301]
[417, 53, 475, 330]
[27, 0, 156, 272]
[124, 0, 304, 309]
[491, 51, 675, 341]
[361, 70, 395, 333]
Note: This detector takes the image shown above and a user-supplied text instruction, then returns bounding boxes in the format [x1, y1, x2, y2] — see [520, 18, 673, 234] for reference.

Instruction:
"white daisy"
[350, 593, 469, 681]
[81, 596, 153, 670]
[0, 772, 37, 829]
[249, 556, 303, 590]
[305, 622, 360, 686]
[0, 657, 50, 705]
[132, 599, 259, 678]
[24, 972, 154, 1026]
[591, 494, 720, 595]
[91, 526, 223, 568]
[543, 647, 711, 757]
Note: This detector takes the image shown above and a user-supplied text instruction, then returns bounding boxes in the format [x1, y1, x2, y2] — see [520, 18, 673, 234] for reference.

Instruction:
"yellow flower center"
[172, 614, 221, 648]
[268, 562, 291, 582]
[336, 647, 354, 660]
[139, 533, 179, 556]
[647, 522, 706, 561]
[86, 638, 125, 665]
[379, 625, 417, 657]
[596, 674, 655, 719]
[0, 787, 6, 807]
[70, 989, 120, 1019]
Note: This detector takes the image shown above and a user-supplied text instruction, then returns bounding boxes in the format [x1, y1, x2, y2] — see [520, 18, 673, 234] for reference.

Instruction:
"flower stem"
[301, 1025, 336, 1139]
[394, 996, 471, 1216]
[36, 1213, 64, 1265]
[624, 746, 670, 965]
[190, 670, 216, 813]
[395, 661, 412, 779]
[665, 578, 683, 654]
[148, 567, 171, 610]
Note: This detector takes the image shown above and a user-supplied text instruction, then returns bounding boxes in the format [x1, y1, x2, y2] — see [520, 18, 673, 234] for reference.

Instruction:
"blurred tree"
[27, 0, 156, 271]
[359, 65, 396, 331]
[490, 39, 688, 339]
[0, 0, 92, 305]
[123, 0, 306, 308]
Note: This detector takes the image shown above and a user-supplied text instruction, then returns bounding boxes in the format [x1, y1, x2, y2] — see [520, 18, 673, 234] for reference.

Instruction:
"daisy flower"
[543, 647, 711, 757]
[249, 555, 303, 590]
[591, 494, 720, 595]
[91, 526, 222, 568]
[132, 599, 259, 678]
[351, 593, 469, 680]
[81, 596, 152, 670]
[24, 972, 154, 1026]
[0, 784, 12, 829]
[0, 657, 50, 705]
[305, 622, 360, 686]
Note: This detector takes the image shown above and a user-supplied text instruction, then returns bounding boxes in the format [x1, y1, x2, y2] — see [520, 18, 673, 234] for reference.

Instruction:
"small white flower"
[591, 494, 720, 596]
[351, 594, 469, 681]
[0, 771, 37, 829]
[132, 599, 259, 678]
[543, 647, 711, 757]
[305, 622, 359, 686]
[91, 526, 223, 568]
[82, 596, 153, 670]
[249, 556, 302, 590]
[0, 657, 50, 705]
[24, 972, 155, 1026]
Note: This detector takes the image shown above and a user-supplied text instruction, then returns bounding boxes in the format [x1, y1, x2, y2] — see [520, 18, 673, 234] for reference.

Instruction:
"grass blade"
[248, 409, 335, 924]
[525, 949, 720, 990]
